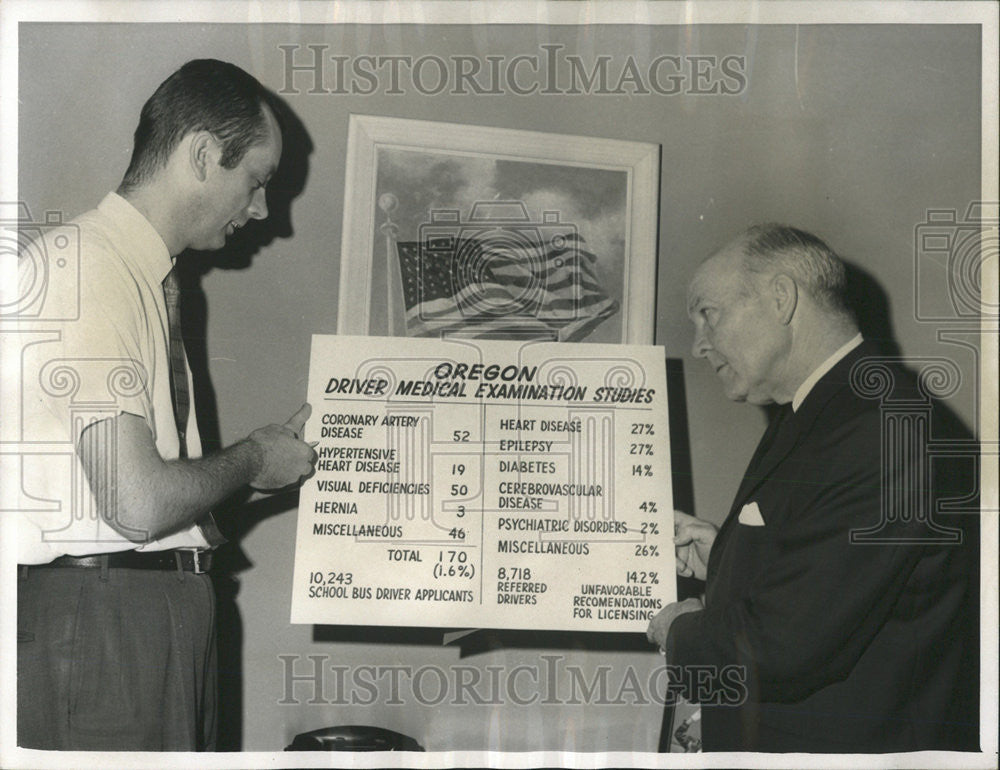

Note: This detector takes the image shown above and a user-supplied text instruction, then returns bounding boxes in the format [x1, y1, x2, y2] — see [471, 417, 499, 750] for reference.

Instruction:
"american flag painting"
[395, 230, 619, 340]
[345, 124, 658, 343]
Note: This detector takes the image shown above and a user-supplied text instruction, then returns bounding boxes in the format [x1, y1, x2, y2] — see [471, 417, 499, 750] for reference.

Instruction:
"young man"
[17, 59, 317, 750]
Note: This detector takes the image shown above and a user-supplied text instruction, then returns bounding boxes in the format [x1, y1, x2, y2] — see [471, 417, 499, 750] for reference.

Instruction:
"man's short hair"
[737, 224, 850, 314]
[119, 59, 271, 192]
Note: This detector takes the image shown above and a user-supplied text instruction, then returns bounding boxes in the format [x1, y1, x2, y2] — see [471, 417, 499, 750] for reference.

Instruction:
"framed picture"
[337, 114, 660, 344]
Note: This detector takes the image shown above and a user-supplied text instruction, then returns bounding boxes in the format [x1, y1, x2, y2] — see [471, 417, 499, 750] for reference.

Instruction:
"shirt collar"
[792, 333, 863, 412]
[97, 192, 173, 284]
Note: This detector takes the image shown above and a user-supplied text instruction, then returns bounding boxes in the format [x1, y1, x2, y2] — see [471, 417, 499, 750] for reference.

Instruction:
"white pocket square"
[738, 501, 765, 526]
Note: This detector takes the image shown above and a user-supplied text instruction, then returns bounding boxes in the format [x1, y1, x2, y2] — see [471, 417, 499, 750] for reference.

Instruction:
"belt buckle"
[180, 548, 210, 574]
[192, 549, 210, 574]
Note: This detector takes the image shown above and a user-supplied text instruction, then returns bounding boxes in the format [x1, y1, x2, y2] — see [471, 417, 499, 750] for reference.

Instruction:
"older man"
[647, 224, 978, 752]
[17, 60, 317, 750]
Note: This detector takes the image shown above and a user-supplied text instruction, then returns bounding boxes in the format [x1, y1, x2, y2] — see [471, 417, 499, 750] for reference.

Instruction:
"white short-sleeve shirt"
[16, 192, 210, 563]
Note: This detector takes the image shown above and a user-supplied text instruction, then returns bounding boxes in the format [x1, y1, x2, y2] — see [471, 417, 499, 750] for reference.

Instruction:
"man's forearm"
[79, 414, 265, 543]
[116, 438, 264, 542]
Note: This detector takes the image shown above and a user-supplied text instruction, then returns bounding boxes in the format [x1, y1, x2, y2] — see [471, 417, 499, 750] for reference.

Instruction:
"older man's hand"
[646, 597, 704, 652]
[674, 511, 717, 581]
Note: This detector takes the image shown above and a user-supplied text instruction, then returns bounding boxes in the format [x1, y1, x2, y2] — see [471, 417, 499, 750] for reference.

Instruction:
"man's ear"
[771, 273, 798, 325]
[188, 130, 219, 183]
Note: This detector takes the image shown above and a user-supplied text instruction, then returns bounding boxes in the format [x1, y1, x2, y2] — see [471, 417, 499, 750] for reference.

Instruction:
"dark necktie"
[163, 268, 225, 547]
[746, 403, 793, 474]
[720, 402, 795, 540]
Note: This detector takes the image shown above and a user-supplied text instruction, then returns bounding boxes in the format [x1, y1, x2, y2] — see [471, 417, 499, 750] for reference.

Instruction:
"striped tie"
[163, 267, 225, 547]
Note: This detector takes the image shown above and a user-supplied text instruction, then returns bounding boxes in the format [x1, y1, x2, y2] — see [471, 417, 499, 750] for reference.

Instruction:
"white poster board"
[291, 334, 675, 632]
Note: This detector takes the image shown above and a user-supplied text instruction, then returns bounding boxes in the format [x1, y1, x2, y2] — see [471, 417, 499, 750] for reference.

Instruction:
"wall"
[18, 21, 981, 752]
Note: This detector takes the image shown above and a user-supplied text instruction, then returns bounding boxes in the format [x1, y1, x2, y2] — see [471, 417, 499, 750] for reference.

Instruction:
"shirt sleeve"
[17, 228, 161, 561]
[29, 250, 154, 445]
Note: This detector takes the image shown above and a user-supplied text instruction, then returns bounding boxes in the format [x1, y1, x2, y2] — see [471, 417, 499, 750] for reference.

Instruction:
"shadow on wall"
[844, 260, 901, 358]
[176, 90, 313, 751]
[757, 258, 907, 430]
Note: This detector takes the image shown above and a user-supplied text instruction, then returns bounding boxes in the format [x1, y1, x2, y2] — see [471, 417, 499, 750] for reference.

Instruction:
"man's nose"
[248, 187, 269, 220]
[691, 327, 710, 359]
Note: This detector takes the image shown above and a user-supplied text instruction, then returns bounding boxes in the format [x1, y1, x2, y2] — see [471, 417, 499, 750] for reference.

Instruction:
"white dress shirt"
[17, 192, 209, 563]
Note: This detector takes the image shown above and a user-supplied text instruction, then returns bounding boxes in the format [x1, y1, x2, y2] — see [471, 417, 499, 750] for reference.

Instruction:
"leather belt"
[27, 549, 213, 574]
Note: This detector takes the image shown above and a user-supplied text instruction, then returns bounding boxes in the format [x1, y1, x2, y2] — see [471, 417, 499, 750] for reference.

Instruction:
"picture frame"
[337, 114, 660, 344]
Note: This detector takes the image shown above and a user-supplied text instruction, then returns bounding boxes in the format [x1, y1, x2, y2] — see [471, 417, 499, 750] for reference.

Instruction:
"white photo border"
[0, 3, 996, 770]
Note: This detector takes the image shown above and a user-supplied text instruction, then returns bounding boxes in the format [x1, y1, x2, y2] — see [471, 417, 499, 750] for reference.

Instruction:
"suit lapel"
[729, 342, 876, 514]
[727, 405, 793, 518]
[709, 342, 879, 571]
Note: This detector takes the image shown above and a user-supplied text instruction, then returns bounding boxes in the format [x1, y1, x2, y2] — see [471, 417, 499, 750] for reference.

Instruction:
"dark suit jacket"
[666, 342, 979, 752]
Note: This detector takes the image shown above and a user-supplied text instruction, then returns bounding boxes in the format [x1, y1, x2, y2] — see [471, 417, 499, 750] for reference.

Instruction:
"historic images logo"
[278, 655, 748, 708]
[279, 44, 747, 97]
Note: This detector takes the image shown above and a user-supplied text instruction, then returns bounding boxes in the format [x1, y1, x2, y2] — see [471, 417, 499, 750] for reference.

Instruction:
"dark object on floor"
[285, 725, 424, 751]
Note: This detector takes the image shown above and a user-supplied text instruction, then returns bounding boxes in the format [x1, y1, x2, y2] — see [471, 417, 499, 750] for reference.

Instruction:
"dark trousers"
[17, 564, 217, 750]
